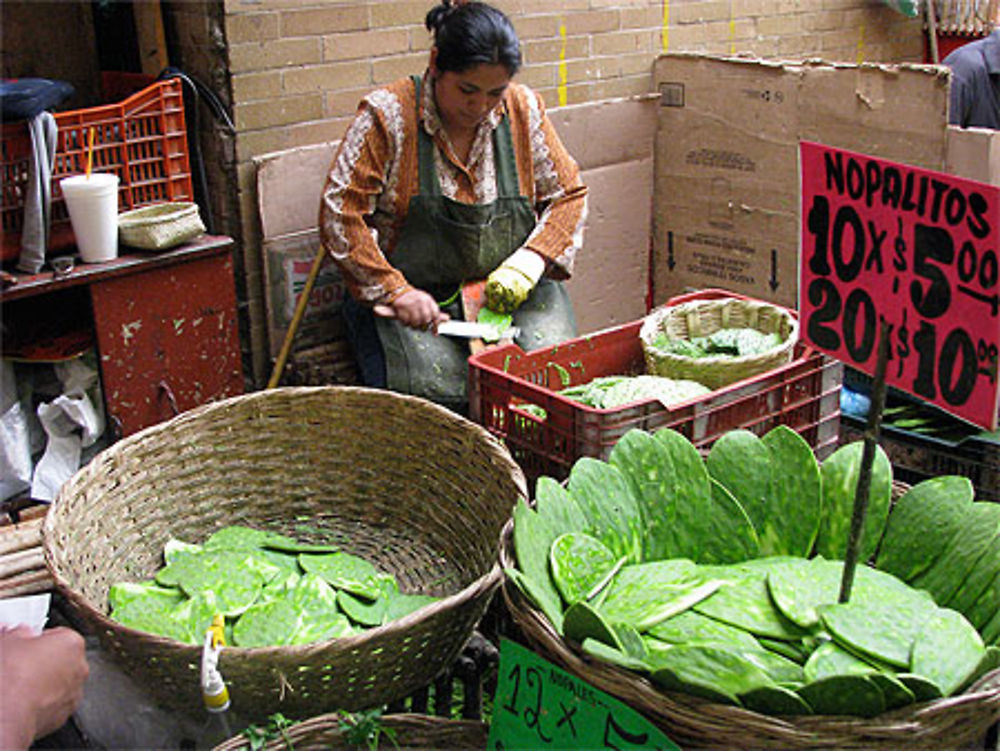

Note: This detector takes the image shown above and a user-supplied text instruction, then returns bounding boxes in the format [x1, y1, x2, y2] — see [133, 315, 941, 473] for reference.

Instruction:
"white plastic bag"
[30, 355, 105, 502]
[0, 360, 32, 501]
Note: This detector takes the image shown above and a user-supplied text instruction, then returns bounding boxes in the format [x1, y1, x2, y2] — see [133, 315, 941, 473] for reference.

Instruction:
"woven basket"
[499, 481, 1000, 750]
[118, 201, 206, 250]
[43, 386, 526, 722]
[213, 713, 488, 751]
[639, 296, 799, 390]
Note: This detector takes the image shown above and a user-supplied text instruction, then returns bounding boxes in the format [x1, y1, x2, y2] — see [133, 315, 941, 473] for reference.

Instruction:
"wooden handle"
[267, 243, 327, 389]
[0, 547, 44, 579]
[0, 517, 43, 557]
[460, 281, 488, 355]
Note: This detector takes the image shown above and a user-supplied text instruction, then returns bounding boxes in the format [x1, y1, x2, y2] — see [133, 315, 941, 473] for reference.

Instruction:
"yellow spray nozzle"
[209, 613, 226, 649]
[201, 613, 231, 713]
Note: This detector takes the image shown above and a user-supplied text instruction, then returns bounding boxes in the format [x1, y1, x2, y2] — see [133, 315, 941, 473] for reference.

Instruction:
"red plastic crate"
[1, 78, 194, 262]
[469, 290, 842, 484]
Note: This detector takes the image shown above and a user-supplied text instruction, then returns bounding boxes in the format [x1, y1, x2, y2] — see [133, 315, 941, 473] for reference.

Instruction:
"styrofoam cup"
[60, 173, 120, 263]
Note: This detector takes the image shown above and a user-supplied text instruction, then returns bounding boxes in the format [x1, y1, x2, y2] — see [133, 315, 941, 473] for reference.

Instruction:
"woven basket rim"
[50, 385, 518, 473]
[639, 297, 800, 365]
[118, 201, 199, 227]
[213, 712, 490, 751]
[497, 479, 1000, 746]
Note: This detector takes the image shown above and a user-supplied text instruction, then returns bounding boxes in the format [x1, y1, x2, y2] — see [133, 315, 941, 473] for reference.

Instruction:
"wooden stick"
[0, 518, 43, 556]
[926, 0, 940, 65]
[0, 570, 53, 598]
[0, 504, 48, 526]
[267, 243, 327, 389]
[839, 319, 890, 603]
[461, 281, 489, 356]
[0, 548, 45, 579]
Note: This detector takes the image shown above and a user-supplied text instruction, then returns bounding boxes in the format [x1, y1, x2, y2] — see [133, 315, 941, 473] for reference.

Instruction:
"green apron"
[374, 76, 576, 411]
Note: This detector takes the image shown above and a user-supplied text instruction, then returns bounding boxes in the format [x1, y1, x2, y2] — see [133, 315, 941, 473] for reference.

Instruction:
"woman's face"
[431, 57, 511, 135]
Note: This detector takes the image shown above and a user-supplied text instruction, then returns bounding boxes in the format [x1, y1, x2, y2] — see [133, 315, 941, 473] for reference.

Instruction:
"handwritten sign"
[799, 141, 1000, 430]
[487, 638, 680, 751]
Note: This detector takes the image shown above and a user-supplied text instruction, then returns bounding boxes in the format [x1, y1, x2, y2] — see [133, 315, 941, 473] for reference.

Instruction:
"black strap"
[158, 68, 235, 133]
[157, 68, 236, 233]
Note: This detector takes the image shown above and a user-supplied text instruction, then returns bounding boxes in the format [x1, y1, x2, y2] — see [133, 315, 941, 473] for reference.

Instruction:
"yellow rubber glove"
[485, 249, 546, 314]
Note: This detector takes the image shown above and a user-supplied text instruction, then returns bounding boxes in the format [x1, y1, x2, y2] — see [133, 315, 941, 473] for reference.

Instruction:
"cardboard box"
[262, 230, 346, 358]
[946, 124, 1000, 186]
[256, 141, 343, 358]
[256, 140, 336, 241]
[550, 95, 658, 333]
[651, 54, 951, 309]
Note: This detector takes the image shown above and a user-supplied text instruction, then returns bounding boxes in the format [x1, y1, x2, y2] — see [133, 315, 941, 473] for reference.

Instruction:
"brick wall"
[220, 0, 925, 385]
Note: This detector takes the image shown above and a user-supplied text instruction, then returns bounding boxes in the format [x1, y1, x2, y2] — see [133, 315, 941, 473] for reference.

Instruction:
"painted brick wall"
[220, 0, 925, 384]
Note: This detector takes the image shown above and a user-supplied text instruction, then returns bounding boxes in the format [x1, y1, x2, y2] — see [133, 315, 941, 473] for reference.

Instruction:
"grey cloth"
[944, 30, 1000, 129]
[17, 110, 57, 274]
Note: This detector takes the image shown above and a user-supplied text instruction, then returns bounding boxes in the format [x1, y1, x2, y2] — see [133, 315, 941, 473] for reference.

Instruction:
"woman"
[320, 0, 587, 413]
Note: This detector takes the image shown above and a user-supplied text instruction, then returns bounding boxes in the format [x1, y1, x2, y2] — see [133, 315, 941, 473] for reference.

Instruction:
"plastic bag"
[880, 0, 921, 17]
[0, 360, 32, 501]
[30, 355, 105, 502]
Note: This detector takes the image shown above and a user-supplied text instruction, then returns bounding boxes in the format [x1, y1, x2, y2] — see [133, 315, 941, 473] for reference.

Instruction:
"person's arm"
[948, 63, 975, 127]
[0, 626, 89, 751]
[319, 97, 447, 329]
[486, 86, 588, 312]
[520, 87, 588, 278]
[319, 99, 412, 307]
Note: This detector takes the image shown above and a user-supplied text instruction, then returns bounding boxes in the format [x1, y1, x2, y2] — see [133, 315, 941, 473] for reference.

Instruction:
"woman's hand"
[0, 626, 89, 750]
[485, 248, 546, 313]
[387, 288, 450, 330]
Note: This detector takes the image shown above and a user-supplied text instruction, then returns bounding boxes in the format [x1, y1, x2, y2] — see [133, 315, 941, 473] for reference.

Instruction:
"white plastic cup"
[59, 173, 120, 263]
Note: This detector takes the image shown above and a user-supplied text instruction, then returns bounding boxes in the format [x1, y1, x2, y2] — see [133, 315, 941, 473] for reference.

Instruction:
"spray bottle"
[196, 614, 236, 749]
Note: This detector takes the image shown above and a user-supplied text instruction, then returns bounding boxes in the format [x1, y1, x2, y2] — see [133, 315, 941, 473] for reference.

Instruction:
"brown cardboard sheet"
[652, 53, 950, 309]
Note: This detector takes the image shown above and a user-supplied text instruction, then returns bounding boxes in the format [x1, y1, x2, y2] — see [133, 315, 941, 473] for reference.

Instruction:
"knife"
[371, 303, 518, 341]
[436, 320, 520, 341]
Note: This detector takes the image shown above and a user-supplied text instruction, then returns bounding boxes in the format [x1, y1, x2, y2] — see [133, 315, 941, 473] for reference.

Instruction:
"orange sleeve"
[319, 94, 411, 304]
[508, 85, 588, 280]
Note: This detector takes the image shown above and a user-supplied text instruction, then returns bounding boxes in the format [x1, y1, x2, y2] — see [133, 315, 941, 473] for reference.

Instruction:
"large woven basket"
[639, 295, 799, 390]
[213, 713, 488, 751]
[44, 386, 526, 722]
[499, 480, 1000, 750]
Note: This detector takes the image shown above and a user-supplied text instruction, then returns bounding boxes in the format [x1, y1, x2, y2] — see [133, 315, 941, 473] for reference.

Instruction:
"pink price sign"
[799, 141, 1000, 431]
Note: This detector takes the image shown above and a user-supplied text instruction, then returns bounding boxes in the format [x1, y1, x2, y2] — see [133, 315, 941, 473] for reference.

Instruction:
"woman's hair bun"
[425, 1, 455, 34]
[424, 1, 521, 75]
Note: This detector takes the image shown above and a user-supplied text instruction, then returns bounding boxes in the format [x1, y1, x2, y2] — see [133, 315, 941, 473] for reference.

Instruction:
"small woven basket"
[639, 296, 799, 390]
[118, 201, 206, 250]
[213, 713, 488, 751]
[499, 480, 1000, 750]
[44, 386, 526, 722]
